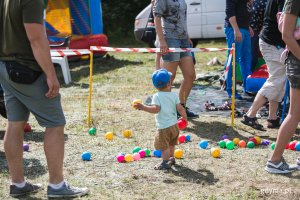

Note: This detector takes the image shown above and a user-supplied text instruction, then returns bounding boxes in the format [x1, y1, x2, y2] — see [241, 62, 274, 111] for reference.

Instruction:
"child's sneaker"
[47, 182, 89, 198]
[265, 158, 298, 174]
[10, 182, 42, 197]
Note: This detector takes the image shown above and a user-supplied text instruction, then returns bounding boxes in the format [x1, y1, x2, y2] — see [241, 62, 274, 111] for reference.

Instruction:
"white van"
[134, 0, 226, 46]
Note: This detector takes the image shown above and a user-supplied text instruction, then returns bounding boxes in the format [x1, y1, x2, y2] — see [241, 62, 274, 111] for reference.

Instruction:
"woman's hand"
[159, 39, 168, 55]
[249, 26, 254, 37]
[234, 28, 242, 42]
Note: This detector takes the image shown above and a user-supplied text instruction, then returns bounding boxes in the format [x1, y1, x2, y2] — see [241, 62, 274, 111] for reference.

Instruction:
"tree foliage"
[101, 0, 149, 37]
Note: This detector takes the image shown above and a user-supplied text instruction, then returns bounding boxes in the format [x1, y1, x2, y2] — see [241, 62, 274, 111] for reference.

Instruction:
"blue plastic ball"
[199, 140, 209, 149]
[295, 142, 300, 151]
[153, 149, 162, 157]
[221, 135, 229, 140]
[185, 134, 191, 142]
[81, 151, 92, 161]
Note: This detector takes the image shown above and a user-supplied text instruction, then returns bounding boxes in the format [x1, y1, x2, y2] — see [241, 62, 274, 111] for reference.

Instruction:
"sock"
[49, 181, 65, 190]
[12, 181, 26, 188]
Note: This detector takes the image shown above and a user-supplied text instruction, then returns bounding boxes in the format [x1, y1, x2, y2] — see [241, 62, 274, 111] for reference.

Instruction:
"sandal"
[267, 117, 281, 129]
[154, 162, 171, 170]
[218, 101, 231, 110]
[241, 115, 265, 131]
[204, 101, 218, 111]
[168, 157, 176, 166]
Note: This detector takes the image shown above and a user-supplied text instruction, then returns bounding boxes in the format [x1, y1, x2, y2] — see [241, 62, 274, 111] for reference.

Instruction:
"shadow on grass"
[14, 197, 44, 200]
[169, 165, 219, 185]
[62, 55, 143, 84]
[23, 131, 68, 143]
[187, 120, 251, 143]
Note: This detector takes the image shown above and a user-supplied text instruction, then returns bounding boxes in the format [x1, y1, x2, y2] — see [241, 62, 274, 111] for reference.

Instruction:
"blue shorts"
[156, 38, 192, 62]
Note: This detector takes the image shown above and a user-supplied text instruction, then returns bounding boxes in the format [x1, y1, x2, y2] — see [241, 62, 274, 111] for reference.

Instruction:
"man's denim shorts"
[286, 53, 300, 89]
[156, 38, 192, 62]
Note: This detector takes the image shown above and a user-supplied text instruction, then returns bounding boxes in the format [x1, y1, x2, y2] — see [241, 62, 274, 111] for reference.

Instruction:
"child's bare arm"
[133, 103, 160, 114]
[176, 103, 187, 121]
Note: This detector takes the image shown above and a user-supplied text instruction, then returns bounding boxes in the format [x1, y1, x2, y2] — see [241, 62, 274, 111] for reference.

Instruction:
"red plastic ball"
[24, 123, 32, 133]
[177, 119, 187, 130]
[249, 137, 258, 145]
[289, 141, 297, 151]
[178, 135, 186, 144]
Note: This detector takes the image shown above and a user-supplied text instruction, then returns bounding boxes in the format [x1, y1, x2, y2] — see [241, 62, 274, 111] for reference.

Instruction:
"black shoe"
[185, 107, 199, 118]
[10, 182, 42, 197]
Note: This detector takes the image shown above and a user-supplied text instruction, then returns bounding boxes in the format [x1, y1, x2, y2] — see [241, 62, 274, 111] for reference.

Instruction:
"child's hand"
[133, 103, 144, 110]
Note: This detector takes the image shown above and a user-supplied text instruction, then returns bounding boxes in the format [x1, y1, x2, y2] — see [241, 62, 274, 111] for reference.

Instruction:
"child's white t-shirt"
[151, 91, 180, 129]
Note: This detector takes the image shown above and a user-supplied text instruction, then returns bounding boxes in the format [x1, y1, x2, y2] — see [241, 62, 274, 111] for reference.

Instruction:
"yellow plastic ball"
[123, 130, 132, 138]
[124, 154, 134, 162]
[254, 136, 261, 145]
[105, 132, 114, 140]
[174, 149, 183, 159]
[211, 147, 220, 158]
[233, 138, 240, 145]
[132, 99, 142, 109]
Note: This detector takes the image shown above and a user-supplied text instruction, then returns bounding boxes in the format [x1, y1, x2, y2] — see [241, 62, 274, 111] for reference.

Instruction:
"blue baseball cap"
[152, 69, 172, 88]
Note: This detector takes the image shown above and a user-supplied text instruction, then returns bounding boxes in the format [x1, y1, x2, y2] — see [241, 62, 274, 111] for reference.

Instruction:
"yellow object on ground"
[211, 147, 220, 158]
[123, 130, 132, 138]
[254, 136, 261, 144]
[233, 138, 240, 145]
[174, 149, 183, 159]
[125, 154, 134, 162]
[105, 132, 114, 140]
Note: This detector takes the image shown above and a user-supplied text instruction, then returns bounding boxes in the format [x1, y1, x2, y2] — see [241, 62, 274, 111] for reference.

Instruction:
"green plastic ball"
[219, 140, 226, 148]
[144, 148, 151, 157]
[271, 142, 276, 150]
[247, 141, 255, 148]
[226, 141, 235, 150]
[88, 127, 96, 135]
[132, 146, 142, 154]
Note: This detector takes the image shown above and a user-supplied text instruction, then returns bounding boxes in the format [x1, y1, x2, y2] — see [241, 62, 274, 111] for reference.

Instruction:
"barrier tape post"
[87, 51, 94, 127]
[231, 43, 236, 127]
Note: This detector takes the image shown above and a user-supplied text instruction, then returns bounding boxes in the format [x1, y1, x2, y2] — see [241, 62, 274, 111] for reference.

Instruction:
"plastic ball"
[133, 153, 141, 161]
[226, 141, 235, 150]
[177, 119, 187, 130]
[123, 130, 132, 138]
[132, 146, 142, 154]
[295, 142, 300, 151]
[271, 142, 276, 150]
[144, 148, 151, 157]
[219, 140, 226, 148]
[233, 138, 240, 145]
[289, 141, 297, 151]
[238, 140, 246, 148]
[185, 134, 191, 142]
[174, 149, 183, 159]
[249, 138, 258, 145]
[88, 127, 96, 135]
[285, 143, 290, 149]
[221, 135, 229, 140]
[178, 135, 186, 143]
[24, 123, 32, 133]
[224, 139, 230, 142]
[132, 99, 142, 109]
[124, 154, 134, 162]
[105, 132, 114, 140]
[247, 141, 255, 148]
[138, 150, 146, 158]
[153, 149, 162, 157]
[116, 154, 125, 163]
[199, 140, 209, 149]
[261, 140, 270, 146]
[23, 144, 29, 152]
[81, 151, 92, 161]
[254, 136, 261, 145]
[211, 147, 220, 158]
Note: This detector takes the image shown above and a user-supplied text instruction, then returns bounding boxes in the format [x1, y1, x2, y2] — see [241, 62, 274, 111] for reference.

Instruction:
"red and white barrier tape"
[50, 49, 91, 57]
[90, 46, 229, 53]
[50, 47, 231, 57]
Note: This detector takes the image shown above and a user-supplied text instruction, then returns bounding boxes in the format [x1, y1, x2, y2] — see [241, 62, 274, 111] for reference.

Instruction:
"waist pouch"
[5, 61, 42, 84]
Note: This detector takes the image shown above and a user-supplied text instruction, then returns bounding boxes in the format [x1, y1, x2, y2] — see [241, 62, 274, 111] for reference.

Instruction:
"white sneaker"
[265, 158, 298, 174]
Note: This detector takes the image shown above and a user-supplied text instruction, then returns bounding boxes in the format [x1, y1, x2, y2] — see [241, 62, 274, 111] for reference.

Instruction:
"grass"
[0, 39, 300, 200]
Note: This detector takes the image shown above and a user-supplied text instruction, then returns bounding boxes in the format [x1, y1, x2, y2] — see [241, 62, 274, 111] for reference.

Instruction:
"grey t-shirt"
[153, 0, 188, 39]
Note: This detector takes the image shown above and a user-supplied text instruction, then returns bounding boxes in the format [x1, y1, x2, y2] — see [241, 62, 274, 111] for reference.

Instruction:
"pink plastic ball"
[224, 139, 230, 142]
[133, 153, 141, 161]
[116, 154, 125, 163]
[138, 150, 146, 158]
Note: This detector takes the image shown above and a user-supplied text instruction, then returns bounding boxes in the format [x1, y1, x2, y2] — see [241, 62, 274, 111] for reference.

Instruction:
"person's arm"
[154, 16, 168, 54]
[282, 13, 300, 60]
[226, 0, 242, 42]
[176, 104, 187, 121]
[133, 103, 160, 114]
[24, 23, 60, 99]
